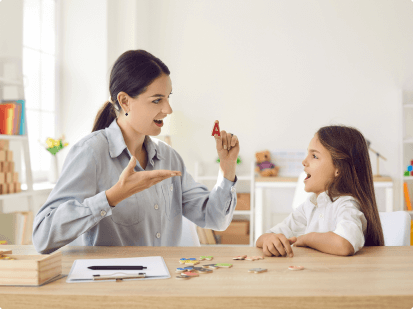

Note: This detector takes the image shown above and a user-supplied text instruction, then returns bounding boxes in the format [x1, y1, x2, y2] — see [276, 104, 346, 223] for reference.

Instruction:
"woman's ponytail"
[91, 101, 117, 132]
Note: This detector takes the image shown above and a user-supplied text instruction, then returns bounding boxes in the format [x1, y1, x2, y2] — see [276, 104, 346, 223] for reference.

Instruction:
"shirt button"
[319, 213, 324, 219]
[231, 187, 236, 193]
[154, 204, 159, 210]
[101, 210, 107, 217]
[170, 184, 173, 192]
[156, 233, 161, 238]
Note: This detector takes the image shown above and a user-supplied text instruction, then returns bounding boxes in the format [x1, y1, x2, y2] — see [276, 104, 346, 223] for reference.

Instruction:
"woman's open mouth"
[304, 173, 311, 181]
[154, 119, 163, 127]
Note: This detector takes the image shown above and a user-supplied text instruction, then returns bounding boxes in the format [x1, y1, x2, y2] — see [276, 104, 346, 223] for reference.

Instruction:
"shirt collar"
[309, 191, 338, 207]
[105, 118, 165, 162]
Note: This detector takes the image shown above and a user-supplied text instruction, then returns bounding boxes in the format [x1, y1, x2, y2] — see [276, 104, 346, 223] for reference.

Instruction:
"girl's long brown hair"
[317, 125, 384, 246]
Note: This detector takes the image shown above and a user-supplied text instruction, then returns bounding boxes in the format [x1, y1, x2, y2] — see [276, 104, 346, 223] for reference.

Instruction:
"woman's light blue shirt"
[32, 119, 238, 254]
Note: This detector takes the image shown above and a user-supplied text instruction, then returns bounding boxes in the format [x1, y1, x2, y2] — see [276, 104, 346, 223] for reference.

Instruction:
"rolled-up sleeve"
[179, 158, 238, 231]
[266, 203, 307, 238]
[333, 200, 367, 254]
[32, 145, 113, 254]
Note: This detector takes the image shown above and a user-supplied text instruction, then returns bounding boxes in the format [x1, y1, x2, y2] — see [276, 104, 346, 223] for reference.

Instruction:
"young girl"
[256, 125, 384, 257]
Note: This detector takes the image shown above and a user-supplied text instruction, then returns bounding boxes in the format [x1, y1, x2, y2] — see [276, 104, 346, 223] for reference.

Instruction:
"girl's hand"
[214, 120, 239, 181]
[288, 235, 306, 247]
[258, 233, 295, 257]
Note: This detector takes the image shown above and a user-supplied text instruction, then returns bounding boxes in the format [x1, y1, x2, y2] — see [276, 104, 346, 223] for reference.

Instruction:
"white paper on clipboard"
[66, 256, 170, 283]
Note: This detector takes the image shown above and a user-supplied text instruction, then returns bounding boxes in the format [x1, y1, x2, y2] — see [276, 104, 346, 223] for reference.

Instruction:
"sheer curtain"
[22, 0, 57, 183]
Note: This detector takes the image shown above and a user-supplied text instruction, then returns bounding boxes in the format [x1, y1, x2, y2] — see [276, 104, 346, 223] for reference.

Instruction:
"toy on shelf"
[255, 150, 280, 177]
[403, 160, 413, 177]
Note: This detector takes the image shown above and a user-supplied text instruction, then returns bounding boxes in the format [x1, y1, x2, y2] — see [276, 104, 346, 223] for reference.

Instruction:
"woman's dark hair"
[92, 50, 170, 132]
[316, 125, 384, 247]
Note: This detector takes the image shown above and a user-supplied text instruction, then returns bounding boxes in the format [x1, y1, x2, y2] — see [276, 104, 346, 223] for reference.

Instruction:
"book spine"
[0, 101, 23, 135]
[17, 100, 25, 135]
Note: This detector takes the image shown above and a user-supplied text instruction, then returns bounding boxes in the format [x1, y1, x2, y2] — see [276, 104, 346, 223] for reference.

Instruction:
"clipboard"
[66, 256, 170, 283]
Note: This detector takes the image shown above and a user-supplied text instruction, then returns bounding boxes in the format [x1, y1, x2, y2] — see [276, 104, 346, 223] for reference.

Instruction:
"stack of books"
[0, 100, 26, 135]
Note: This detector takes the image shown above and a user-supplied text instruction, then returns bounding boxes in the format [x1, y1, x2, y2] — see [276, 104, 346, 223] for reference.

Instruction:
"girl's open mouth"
[304, 173, 311, 181]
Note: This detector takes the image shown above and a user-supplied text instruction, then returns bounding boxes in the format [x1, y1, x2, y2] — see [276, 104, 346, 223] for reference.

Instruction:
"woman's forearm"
[219, 162, 236, 182]
[304, 232, 354, 256]
[105, 182, 127, 207]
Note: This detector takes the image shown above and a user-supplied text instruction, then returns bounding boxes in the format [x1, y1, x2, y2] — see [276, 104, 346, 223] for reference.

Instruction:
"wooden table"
[0, 245, 412, 309]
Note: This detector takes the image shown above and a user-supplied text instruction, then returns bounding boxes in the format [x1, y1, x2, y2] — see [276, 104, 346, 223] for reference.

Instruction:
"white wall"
[58, 0, 148, 168]
[56, 1, 413, 219]
[57, 0, 109, 168]
[107, 0, 150, 69]
[143, 0, 413, 213]
[0, 0, 23, 59]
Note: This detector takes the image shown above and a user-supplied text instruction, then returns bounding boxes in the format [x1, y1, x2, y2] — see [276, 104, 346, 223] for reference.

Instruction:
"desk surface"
[0, 245, 412, 309]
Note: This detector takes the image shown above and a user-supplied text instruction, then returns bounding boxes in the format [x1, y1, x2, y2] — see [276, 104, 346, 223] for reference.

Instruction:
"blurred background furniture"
[379, 211, 411, 246]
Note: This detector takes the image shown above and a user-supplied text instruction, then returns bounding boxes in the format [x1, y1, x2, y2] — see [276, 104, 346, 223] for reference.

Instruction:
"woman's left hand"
[214, 120, 239, 181]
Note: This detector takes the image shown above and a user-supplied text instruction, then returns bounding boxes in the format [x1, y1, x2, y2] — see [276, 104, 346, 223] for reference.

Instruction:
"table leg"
[255, 188, 263, 242]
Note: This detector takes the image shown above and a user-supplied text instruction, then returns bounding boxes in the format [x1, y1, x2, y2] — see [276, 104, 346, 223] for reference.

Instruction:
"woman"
[32, 50, 240, 254]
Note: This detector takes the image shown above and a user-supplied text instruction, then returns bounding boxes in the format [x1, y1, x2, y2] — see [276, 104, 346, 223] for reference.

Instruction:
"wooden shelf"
[0, 134, 28, 141]
[0, 60, 36, 246]
[233, 210, 251, 215]
[0, 183, 54, 201]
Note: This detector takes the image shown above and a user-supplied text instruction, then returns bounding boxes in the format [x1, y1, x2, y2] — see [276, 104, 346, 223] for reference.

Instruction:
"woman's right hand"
[256, 233, 296, 257]
[106, 156, 182, 207]
[119, 156, 182, 197]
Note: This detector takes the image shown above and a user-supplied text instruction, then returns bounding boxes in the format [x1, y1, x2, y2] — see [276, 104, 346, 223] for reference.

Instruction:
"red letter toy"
[211, 120, 220, 137]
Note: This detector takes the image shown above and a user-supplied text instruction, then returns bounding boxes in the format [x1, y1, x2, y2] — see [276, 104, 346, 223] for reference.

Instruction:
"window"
[22, 0, 57, 182]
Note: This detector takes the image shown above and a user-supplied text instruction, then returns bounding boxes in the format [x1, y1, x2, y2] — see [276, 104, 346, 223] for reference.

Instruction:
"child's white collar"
[309, 191, 336, 207]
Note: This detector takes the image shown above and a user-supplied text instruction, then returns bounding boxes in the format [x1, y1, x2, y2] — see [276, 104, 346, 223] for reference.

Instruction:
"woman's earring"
[125, 112, 128, 116]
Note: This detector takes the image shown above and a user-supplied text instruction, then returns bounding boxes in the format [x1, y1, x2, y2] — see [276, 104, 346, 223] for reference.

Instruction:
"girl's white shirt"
[266, 191, 367, 254]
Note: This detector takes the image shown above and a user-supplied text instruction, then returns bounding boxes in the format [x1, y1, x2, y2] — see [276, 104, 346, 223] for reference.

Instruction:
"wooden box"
[215, 220, 249, 236]
[219, 234, 250, 244]
[0, 140, 10, 150]
[0, 249, 62, 286]
[236, 193, 250, 210]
